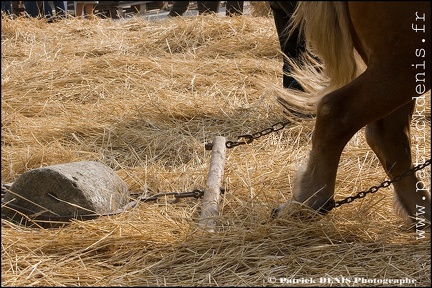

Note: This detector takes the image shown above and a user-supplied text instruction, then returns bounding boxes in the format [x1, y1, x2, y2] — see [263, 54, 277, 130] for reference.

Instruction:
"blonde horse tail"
[277, 2, 364, 116]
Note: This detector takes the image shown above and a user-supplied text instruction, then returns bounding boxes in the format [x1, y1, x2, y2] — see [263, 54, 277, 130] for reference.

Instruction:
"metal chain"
[334, 159, 431, 208]
[205, 121, 291, 150]
[129, 189, 207, 204]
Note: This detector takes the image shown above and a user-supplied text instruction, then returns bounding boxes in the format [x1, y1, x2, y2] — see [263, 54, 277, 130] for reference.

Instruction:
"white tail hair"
[277, 2, 365, 114]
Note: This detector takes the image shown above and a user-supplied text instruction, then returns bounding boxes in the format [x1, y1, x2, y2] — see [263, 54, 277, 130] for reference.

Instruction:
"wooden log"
[199, 136, 226, 232]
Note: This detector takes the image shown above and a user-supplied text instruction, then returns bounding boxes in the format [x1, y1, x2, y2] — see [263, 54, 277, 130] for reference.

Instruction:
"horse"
[273, 1, 431, 229]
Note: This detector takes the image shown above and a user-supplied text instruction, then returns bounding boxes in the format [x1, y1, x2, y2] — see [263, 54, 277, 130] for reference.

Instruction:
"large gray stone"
[2, 161, 129, 227]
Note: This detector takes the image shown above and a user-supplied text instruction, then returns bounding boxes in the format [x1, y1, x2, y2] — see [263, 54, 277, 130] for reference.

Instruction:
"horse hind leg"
[365, 101, 431, 228]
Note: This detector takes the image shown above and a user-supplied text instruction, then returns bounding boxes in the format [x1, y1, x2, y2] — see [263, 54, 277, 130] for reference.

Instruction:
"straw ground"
[1, 12, 430, 286]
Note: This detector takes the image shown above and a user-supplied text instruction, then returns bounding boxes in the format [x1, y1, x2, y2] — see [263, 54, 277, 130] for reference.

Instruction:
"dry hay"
[1, 12, 431, 287]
